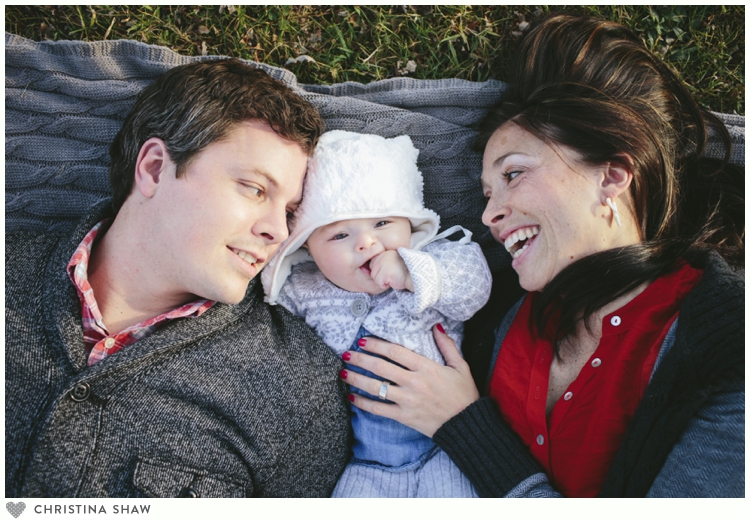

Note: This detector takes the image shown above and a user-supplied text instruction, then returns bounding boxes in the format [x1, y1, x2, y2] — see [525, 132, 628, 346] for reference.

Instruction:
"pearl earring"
[605, 197, 621, 227]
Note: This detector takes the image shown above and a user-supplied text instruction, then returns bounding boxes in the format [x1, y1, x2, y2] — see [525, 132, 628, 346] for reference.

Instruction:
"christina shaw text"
[34, 505, 151, 514]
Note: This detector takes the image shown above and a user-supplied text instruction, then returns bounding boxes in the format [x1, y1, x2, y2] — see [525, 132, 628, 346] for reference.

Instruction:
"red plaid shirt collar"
[67, 219, 215, 366]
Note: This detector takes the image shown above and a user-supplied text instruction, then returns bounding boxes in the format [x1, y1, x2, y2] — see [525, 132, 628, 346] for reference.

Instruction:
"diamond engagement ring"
[378, 381, 390, 400]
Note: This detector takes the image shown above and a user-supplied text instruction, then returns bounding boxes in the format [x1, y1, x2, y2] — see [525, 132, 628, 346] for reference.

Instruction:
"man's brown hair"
[108, 59, 324, 212]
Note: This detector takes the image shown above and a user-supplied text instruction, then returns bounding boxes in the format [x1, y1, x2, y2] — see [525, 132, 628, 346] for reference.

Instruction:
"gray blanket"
[5, 33, 745, 272]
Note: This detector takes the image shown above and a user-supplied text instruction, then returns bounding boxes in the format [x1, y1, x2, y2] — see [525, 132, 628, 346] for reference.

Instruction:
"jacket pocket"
[133, 457, 251, 497]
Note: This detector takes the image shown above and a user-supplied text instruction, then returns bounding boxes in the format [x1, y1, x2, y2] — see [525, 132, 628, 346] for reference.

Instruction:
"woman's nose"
[482, 196, 509, 227]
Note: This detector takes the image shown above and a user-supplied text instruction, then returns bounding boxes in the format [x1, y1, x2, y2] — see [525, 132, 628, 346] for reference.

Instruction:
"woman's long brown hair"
[476, 14, 744, 349]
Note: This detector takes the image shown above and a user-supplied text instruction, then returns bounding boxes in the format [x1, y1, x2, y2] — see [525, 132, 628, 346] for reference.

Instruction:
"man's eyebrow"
[235, 166, 305, 207]
[253, 169, 279, 189]
[259, 169, 305, 207]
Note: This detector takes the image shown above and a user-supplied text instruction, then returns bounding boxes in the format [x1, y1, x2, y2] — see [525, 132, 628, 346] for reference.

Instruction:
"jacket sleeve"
[395, 239, 492, 321]
[646, 387, 745, 497]
[432, 397, 553, 497]
[434, 388, 745, 498]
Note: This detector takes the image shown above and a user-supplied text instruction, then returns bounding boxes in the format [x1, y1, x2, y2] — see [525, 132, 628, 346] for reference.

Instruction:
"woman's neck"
[546, 281, 650, 415]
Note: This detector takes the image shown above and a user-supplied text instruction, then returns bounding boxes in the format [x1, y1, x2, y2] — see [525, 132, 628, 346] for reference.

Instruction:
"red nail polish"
[348, 394, 355, 402]
[342, 352, 351, 361]
[339, 369, 348, 379]
[436, 323, 445, 334]
[358, 338, 367, 347]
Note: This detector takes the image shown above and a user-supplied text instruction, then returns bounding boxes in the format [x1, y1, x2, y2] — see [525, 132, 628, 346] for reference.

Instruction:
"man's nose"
[255, 206, 289, 245]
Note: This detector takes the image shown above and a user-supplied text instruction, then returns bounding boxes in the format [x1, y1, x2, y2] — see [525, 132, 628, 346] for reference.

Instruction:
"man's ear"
[134, 137, 171, 198]
[600, 154, 634, 202]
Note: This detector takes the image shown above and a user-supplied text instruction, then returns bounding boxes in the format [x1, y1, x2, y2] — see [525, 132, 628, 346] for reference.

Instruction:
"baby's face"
[306, 217, 412, 294]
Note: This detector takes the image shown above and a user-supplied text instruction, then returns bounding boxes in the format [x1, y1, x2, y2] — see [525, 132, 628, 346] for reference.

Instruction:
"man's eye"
[243, 184, 264, 197]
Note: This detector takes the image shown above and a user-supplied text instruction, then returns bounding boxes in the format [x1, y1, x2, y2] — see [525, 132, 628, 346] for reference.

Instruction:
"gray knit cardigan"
[5, 202, 351, 497]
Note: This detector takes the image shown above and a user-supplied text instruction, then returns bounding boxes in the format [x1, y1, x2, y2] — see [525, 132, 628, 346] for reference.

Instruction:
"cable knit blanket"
[5, 33, 745, 272]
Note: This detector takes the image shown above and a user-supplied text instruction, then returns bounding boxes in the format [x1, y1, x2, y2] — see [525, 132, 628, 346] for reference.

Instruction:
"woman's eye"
[503, 170, 522, 181]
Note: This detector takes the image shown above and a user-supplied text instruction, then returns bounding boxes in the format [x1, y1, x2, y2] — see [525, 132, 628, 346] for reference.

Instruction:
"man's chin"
[203, 280, 254, 305]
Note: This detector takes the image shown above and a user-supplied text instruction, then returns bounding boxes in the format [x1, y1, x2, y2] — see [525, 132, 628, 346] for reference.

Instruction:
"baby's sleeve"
[396, 239, 492, 320]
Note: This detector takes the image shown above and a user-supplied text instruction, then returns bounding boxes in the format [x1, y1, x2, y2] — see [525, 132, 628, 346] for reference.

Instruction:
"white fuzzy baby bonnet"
[262, 130, 440, 304]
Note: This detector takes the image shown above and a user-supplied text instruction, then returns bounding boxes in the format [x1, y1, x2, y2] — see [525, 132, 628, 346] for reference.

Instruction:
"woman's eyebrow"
[493, 152, 524, 168]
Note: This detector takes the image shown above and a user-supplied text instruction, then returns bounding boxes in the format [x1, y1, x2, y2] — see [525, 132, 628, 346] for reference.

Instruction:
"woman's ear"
[600, 153, 634, 201]
[134, 137, 172, 198]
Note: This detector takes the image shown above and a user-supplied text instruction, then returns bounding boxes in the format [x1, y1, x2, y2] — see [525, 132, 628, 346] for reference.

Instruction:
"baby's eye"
[332, 233, 348, 241]
[375, 220, 390, 227]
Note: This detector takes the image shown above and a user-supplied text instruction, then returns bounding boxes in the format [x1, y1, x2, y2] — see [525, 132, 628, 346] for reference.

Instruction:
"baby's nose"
[357, 233, 377, 250]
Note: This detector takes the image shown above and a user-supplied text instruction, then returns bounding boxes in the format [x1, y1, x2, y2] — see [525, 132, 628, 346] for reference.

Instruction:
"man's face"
[148, 120, 308, 304]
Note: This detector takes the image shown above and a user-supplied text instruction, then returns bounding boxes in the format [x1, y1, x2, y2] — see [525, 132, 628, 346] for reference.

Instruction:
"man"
[5, 59, 350, 497]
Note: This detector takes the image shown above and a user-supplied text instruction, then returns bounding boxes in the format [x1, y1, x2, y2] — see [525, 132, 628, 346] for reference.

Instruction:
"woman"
[340, 14, 744, 497]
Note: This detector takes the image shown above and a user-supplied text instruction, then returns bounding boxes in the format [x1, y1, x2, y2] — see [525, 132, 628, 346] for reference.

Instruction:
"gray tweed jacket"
[5, 203, 352, 498]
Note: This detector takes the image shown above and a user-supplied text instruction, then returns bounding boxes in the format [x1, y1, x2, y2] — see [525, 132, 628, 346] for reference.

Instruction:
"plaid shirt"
[67, 220, 215, 366]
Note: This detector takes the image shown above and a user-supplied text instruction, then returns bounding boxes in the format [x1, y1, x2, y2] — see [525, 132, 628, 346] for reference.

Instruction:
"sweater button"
[351, 298, 368, 317]
[610, 315, 621, 326]
[591, 358, 602, 368]
[70, 382, 91, 402]
[536, 434, 545, 446]
[563, 391, 573, 401]
[179, 487, 200, 498]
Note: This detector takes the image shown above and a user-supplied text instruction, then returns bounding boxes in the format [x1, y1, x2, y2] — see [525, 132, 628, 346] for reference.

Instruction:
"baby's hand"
[369, 250, 414, 292]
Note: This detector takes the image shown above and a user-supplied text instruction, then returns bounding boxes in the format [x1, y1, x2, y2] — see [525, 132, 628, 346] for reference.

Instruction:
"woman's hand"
[342, 325, 480, 437]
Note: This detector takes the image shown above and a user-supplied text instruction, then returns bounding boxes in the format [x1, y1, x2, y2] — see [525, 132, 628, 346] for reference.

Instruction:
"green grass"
[5, 5, 744, 114]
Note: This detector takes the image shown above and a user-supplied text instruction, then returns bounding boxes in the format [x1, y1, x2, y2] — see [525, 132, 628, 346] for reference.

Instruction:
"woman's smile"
[503, 225, 540, 259]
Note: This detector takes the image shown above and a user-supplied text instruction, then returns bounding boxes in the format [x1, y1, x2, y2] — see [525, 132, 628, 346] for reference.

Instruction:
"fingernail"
[436, 323, 445, 334]
[358, 338, 367, 347]
[339, 369, 348, 379]
[342, 352, 351, 361]
[348, 394, 355, 403]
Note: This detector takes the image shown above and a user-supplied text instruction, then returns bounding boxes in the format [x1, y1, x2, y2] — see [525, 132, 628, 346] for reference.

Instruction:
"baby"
[262, 130, 491, 498]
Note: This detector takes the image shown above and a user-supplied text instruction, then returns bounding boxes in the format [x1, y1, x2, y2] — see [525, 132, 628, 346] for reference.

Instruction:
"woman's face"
[481, 122, 621, 292]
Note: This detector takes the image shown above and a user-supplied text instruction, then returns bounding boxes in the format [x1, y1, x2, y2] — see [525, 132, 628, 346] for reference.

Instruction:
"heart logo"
[6, 502, 25, 518]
